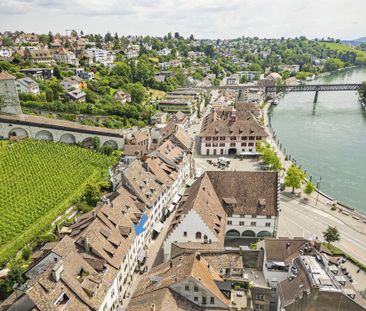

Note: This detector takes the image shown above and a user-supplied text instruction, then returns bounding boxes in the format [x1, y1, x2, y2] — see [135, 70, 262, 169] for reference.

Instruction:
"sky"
[0, 0, 364, 39]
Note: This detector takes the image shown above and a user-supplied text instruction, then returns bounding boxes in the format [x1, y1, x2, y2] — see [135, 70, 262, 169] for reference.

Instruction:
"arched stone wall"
[35, 130, 53, 141]
[59, 133, 76, 144]
[8, 127, 28, 138]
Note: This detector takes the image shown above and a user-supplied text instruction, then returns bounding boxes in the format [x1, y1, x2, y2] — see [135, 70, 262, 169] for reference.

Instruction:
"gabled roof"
[168, 173, 226, 242]
[200, 108, 267, 137]
[0, 71, 15, 80]
[206, 171, 279, 216]
[262, 237, 310, 264]
[128, 253, 230, 310]
[122, 160, 164, 207]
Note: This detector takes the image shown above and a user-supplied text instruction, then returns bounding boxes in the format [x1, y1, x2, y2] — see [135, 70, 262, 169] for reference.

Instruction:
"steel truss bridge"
[199, 83, 362, 103]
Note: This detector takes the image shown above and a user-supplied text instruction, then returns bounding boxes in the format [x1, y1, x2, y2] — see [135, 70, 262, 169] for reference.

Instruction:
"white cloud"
[0, 0, 365, 39]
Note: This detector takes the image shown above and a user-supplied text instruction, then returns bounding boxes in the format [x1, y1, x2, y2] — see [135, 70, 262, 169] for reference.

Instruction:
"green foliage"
[323, 226, 341, 244]
[323, 58, 345, 72]
[325, 243, 366, 272]
[359, 81, 366, 103]
[258, 143, 282, 171]
[284, 164, 306, 192]
[304, 181, 316, 196]
[84, 184, 101, 207]
[0, 140, 114, 265]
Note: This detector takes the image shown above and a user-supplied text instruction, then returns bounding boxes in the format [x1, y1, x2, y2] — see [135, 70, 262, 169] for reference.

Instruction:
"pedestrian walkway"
[121, 209, 177, 308]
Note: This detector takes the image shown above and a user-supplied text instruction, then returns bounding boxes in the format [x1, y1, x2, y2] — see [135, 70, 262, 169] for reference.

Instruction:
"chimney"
[52, 260, 64, 282]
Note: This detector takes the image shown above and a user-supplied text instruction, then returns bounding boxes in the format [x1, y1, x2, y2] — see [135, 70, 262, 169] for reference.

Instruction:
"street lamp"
[315, 176, 322, 206]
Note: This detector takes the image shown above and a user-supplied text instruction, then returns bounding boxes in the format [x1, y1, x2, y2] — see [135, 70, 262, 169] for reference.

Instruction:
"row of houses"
[0, 130, 193, 311]
[127, 236, 366, 310]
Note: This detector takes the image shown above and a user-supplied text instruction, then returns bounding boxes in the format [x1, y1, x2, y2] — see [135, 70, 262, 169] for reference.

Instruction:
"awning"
[168, 204, 175, 212]
[272, 261, 286, 267]
[138, 250, 147, 263]
[178, 188, 186, 196]
[153, 221, 164, 233]
[172, 194, 181, 204]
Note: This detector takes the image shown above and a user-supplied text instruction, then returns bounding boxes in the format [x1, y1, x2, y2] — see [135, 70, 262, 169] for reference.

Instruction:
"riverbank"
[262, 102, 366, 234]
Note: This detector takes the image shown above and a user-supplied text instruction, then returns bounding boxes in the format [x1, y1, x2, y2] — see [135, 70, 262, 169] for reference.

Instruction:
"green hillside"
[321, 42, 366, 64]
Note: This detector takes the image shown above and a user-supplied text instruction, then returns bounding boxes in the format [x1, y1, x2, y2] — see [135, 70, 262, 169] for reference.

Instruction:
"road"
[279, 193, 366, 266]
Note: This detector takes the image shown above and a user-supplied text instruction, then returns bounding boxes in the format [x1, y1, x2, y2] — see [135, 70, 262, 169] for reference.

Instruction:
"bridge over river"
[198, 83, 363, 103]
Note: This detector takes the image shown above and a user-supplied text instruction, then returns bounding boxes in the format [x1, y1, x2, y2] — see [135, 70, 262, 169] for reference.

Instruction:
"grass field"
[0, 139, 114, 265]
[321, 42, 366, 63]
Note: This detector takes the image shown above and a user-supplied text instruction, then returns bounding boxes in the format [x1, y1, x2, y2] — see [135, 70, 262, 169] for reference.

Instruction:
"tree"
[323, 58, 344, 72]
[124, 83, 147, 104]
[174, 32, 180, 39]
[284, 164, 306, 193]
[2, 37, 13, 47]
[53, 66, 63, 80]
[92, 136, 101, 150]
[84, 184, 101, 207]
[323, 226, 340, 244]
[70, 30, 78, 37]
[104, 32, 113, 42]
[304, 181, 316, 198]
[45, 88, 53, 102]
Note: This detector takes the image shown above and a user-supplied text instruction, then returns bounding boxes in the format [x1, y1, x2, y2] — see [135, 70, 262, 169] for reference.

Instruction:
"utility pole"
[315, 176, 322, 206]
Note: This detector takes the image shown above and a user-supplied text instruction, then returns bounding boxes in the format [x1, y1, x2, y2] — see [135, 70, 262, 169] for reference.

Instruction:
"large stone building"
[0, 71, 22, 115]
[199, 106, 267, 156]
[163, 171, 279, 259]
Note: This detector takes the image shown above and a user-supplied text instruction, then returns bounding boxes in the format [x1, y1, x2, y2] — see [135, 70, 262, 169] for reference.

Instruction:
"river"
[269, 67, 366, 213]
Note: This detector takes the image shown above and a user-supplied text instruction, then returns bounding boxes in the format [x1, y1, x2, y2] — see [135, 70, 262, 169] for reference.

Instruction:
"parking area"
[193, 154, 264, 172]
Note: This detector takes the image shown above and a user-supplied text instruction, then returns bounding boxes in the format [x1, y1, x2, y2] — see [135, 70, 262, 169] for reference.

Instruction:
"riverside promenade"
[263, 102, 366, 266]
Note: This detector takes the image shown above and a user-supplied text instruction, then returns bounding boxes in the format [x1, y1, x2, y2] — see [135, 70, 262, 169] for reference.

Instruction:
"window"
[210, 297, 215, 304]
[202, 296, 207, 305]
[249, 136, 255, 140]
[219, 142, 225, 147]
[206, 150, 209, 155]
[252, 215, 257, 218]
[230, 143, 235, 147]
[266, 215, 272, 219]
[194, 286, 199, 292]
[194, 297, 198, 301]
[195, 232, 202, 239]
[256, 136, 262, 140]
[241, 142, 247, 147]
[213, 137, 218, 140]
[206, 143, 211, 147]
[239, 221, 245, 226]
[213, 149, 217, 155]
[248, 142, 254, 147]
[220, 149, 224, 155]
[231, 136, 236, 140]
[185, 285, 189, 291]
[220, 136, 225, 140]
[256, 294, 265, 300]
[242, 136, 247, 140]
[265, 222, 271, 227]
[251, 222, 256, 226]
[184, 231, 187, 237]
[206, 137, 211, 140]
[254, 304, 264, 310]
[227, 220, 232, 225]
